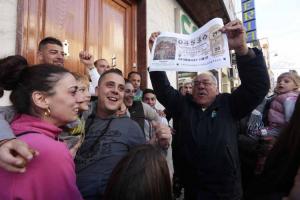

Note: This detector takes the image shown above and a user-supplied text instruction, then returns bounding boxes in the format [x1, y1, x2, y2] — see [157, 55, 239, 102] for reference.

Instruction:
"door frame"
[16, 0, 147, 87]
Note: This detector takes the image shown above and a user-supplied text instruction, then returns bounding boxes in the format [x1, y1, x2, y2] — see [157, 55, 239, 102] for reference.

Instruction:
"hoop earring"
[44, 107, 51, 117]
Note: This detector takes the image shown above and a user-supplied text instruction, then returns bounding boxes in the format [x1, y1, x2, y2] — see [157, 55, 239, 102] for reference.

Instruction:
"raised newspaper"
[149, 18, 231, 72]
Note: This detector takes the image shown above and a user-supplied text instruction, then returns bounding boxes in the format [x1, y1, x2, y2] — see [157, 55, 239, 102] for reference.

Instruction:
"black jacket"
[150, 48, 270, 200]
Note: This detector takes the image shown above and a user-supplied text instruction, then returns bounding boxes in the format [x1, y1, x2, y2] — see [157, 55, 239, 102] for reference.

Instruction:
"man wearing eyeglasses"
[148, 20, 270, 200]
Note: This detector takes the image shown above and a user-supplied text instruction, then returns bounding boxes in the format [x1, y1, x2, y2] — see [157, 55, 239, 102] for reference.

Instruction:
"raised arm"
[230, 49, 269, 119]
[220, 20, 270, 119]
[148, 32, 182, 117]
[79, 51, 99, 95]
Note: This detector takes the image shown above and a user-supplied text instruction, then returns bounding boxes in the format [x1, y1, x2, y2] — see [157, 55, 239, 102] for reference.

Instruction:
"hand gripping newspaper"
[149, 18, 231, 72]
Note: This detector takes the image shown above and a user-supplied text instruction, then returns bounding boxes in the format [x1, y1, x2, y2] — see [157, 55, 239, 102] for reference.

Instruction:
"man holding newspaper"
[149, 19, 270, 200]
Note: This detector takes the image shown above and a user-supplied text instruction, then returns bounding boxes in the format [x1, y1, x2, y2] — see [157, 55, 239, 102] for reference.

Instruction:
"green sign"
[181, 14, 197, 34]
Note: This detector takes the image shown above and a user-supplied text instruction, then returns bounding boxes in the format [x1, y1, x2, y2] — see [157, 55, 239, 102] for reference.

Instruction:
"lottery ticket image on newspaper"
[149, 18, 231, 72]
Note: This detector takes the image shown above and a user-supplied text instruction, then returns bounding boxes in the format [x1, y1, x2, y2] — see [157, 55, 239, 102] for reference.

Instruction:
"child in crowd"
[246, 95, 300, 199]
[255, 72, 300, 174]
[248, 72, 300, 138]
[264, 72, 299, 136]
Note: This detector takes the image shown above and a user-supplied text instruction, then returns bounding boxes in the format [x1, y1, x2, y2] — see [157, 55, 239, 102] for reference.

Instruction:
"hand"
[148, 32, 161, 52]
[219, 20, 248, 56]
[79, 50, 94, 69]
[116, 102, 127, 117]
[0, 139, 38, 173]
[151, 121, 171, 149]
[156, 109, 166, 118]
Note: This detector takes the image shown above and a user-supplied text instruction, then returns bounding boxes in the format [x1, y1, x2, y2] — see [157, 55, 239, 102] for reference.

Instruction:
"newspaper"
[149, 18, 231, 72]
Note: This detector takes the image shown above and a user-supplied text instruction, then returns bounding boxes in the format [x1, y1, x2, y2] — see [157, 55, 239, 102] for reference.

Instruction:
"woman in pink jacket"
[0, 64, 83, 200]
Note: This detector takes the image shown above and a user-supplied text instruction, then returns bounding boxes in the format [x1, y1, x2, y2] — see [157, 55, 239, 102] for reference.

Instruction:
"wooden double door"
[17, 0, 139, 76]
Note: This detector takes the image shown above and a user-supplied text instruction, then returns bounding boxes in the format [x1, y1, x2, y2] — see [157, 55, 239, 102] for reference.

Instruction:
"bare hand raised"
[219, 20, 248, 56]
[79, 50, 94, 69]
[148, 32, 161, 52]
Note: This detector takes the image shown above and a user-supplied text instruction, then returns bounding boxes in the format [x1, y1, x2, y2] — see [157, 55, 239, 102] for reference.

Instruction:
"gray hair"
[194, 72, 218, 85]
[183, 78, 193, 86]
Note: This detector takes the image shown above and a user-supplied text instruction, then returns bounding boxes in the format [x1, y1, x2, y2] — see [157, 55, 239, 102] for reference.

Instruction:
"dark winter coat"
[150, 48, 270, 200]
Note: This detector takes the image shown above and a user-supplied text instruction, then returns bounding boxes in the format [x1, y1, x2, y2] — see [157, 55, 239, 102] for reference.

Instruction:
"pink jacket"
[0, 114, 83, 200]
[268, 91, 299, 128]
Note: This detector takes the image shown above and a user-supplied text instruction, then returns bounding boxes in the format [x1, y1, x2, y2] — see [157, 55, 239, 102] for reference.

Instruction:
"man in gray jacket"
[75, 69, 171, 200]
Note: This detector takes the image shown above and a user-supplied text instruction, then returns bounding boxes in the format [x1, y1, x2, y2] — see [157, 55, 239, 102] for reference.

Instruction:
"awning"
[176, 0, 234, 27]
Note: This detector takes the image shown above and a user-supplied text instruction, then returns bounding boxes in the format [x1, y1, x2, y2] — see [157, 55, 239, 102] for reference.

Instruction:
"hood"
[11, 114, 62, 139]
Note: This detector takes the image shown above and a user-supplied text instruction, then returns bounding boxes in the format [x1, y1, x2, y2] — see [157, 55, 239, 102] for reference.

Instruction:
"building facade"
[1, 0, 236, 90]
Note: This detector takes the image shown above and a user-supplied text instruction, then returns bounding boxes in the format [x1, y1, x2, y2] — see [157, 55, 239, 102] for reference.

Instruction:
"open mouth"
[54, 61, 64, 66]
[107, 97, 118, 102]
[277, 86, 285, 91]
[198, 92, 207, 97]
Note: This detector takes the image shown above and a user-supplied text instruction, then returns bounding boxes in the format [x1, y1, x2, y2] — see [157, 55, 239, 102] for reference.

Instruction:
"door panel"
[102, 0, 128, 74]
[18, 0, 138, 76]
[43, 0, 86, 73]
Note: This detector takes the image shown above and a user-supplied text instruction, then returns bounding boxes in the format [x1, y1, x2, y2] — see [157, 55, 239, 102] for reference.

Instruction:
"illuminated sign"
[241, 0, 257, 42]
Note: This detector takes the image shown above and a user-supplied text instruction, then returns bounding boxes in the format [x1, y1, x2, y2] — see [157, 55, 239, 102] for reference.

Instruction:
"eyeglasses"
[193, 81, 214, 87]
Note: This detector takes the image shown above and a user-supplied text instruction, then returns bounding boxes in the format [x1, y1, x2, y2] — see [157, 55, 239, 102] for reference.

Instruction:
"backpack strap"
[128, 101, 145, 133]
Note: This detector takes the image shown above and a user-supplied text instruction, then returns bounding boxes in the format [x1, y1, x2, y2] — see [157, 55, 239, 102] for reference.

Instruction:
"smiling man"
[0, 37, 70, 173]
[75, 69, 171, 200]
[148, 20, 270, 200]
[37, 37, 65, 67]
[123, 81, 161, 141]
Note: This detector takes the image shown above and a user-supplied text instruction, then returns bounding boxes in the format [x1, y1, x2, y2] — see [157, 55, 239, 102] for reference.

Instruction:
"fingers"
[0, 159, 26, 173]
[0, 145, 27, 173]
[219, 19, 244, 34]
[152, 121, 171, 137]
[13, 140, 38, 160]
[0, 139, 38, 173]
[79, 50, 94, 68]
[116, 103, 127, 116]
[149, 32, 160, 42]
[149, 32, 161, 52]
[157, 110, 166, 117]
[152, 121, 172, 149]
[79, 50, 93, 61]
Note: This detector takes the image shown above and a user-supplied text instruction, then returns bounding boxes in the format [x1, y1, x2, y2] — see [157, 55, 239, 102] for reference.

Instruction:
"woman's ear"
[31, 91, 49, 109]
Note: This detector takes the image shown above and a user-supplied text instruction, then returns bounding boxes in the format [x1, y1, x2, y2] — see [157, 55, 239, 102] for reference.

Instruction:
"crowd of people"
[0, 19, 299, 200]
